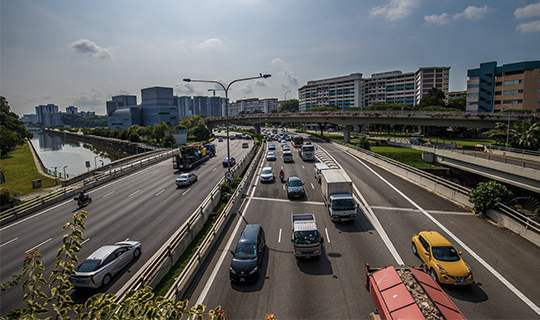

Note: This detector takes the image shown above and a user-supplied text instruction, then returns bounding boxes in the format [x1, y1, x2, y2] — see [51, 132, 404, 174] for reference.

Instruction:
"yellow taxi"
[412, 231, 473, 285]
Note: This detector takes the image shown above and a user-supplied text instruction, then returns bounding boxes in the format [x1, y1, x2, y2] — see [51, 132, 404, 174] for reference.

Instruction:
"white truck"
[291, 214, 323, 258]
[298, 142, 315, 161]
[321, 169, 357, 222]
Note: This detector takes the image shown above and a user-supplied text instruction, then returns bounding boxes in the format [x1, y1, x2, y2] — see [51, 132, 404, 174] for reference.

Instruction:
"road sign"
[225, 171, 233, 181]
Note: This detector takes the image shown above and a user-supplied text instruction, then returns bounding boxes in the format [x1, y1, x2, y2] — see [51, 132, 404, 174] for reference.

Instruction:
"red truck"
[365, 264, 466, 320]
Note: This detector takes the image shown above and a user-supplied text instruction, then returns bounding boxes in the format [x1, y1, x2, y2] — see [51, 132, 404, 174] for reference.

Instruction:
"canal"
[30, 131, 134, 178]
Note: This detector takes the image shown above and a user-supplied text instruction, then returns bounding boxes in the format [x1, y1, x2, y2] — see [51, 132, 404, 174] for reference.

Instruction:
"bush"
[0, 188, 12, 204]
[469, 181, 514, 214]
[356, 134, 371, 151]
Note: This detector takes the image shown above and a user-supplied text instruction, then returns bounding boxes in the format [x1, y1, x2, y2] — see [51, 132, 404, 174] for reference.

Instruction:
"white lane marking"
[212, 168, 217, 172]
[317, 143, 404, 266]
[81, 238, 90, 245]
[249, 197, 324, 206]
[25, 238, 52, 253]
[103, 191, 115, 198]
[182, 189, 191, 196]
[0, 156, 172, 232]
[370, 206, 474, 215]
[311, 183, 315, 189]
[0, 238, 18, 248]
[152, 170, 160, 174]
[302, 165, 305, 169]
[325, 228, 330, 243]
[155, 189, 165, 197]
[351, 152, 540, 316]
[196, 186, 257, 306]
[128, 190, 140, 198]
[278, 228, 282, 243]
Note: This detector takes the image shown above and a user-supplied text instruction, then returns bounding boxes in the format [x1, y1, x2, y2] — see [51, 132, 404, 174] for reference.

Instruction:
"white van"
[314, 162, 330, 183]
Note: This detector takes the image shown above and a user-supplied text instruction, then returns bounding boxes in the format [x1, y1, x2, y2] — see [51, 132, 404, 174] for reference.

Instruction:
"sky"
[1, 0, 540, 116]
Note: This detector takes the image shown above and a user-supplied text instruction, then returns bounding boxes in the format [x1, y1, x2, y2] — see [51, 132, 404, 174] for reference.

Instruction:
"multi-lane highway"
[0, 136, 252, 316]
[187, 134, 540, 319]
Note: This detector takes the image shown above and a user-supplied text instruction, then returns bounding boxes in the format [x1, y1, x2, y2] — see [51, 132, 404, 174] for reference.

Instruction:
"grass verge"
[370, 145, 439, 169]
[0, 141, 57, 195]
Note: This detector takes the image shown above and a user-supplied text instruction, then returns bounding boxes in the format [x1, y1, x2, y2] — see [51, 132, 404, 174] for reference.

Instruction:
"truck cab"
[291, 214, 323, 258]
[321, 169, 357, 222]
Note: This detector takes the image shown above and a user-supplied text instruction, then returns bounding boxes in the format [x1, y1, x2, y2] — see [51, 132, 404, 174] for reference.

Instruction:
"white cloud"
[425, 5, 491, 26]
[69, 39, 114, 60]
[271, 58, 299, 91]
[515, 1, 540, 19]
[424, 13, 451, 25]
[197, 38, 222, 49]
[237, 83, 253, 95]
[254, 79, 268, 87]
[174, 82, 197, 95]
[454, 5, 491, 21]
[516, 20, 540, 33]
[72, 88, 104, 108]
[370, 0, 422, 21]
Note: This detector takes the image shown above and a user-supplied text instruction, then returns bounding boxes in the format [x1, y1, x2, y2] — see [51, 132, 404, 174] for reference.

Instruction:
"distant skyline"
[2, 0, 540, 116]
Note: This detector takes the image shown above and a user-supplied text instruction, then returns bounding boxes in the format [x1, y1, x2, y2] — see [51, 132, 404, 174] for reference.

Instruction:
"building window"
[467, 93, 479, 98]
[504, 79, 524, 85]
[467, 84, 479, 88]
[467, 102, 478, 106]
[496, 82, 502, 86]
[503, 99, 523, 104]
[503, 90, 524, 94]
[469, 76, 479, 80]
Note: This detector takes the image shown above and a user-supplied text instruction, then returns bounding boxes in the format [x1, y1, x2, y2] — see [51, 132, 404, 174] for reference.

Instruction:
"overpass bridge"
[206, 110, 538, 143]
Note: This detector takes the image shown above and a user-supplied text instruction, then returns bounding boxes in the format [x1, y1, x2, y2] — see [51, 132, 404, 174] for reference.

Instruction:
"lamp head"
[262, 74, 271, 79]
[183, 78, 191, 82]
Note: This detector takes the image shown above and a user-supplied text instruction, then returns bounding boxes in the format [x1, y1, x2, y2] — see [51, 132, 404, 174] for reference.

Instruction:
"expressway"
[0, 136, 252, 317]
[187, 134, 540, 319]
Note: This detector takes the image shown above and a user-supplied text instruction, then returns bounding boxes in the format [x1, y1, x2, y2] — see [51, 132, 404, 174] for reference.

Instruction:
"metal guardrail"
[486, 145, 540, 160]
[113, 142, 263, 302]
[0, 150, 180, 224]
[333, 140, 471, 196]
[497, 203, 540, 234]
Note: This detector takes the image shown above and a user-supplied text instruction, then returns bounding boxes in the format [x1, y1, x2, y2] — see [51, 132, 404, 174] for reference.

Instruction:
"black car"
[287, 176, 306, 199]
[230, 224, 266, 282]
[223, 157, 236, 168]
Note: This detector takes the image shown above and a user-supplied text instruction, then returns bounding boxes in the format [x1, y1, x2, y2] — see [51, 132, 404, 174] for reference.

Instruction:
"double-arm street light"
[183, 74, 271, 195]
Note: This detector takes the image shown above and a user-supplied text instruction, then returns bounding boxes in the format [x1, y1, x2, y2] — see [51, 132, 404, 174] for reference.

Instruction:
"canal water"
[30, 131, 133, 178]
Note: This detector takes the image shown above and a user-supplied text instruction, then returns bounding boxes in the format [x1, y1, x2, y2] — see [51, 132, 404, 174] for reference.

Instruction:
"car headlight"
[229, 267, 236, 274]
[249, 266, 258, 275]
[437, 264, 447, 273]
[466, 263, 471, 274]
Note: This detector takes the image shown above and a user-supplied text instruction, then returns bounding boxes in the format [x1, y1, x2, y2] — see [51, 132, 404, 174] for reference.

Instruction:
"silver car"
[260, 166, 275, 182]
[176, 173, 197, 187]
[70, 241, 141, 288]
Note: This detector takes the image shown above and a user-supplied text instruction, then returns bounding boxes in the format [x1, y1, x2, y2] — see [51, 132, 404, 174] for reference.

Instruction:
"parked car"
[176, 173, 197, 187]
[223, 157, 236, 168]
[268, 143, 276, 150]
[266, 151, 276, 161]
[412, 231, 473, 285]
[283, 151, 293, 162]
[260, 167, 275, 182]
[70, 241, 141, 288]
[230, 224, 266, 282]
[287, 176, 306, 199]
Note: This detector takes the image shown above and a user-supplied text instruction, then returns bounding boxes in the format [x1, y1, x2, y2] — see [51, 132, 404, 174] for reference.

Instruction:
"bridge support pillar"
[254, 123, 261, 135]
[343, 125, 352, 143]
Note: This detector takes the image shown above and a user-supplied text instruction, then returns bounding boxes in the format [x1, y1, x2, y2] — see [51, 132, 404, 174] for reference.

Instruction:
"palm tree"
[510, 121, 540, 150]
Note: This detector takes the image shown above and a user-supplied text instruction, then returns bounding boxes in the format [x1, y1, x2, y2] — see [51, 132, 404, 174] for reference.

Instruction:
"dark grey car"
[287, 176, 306, 199]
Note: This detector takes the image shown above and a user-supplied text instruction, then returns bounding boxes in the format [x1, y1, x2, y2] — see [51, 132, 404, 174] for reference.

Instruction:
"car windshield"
[294, 231, 319, 245]
[432, 246, 461, 262]
[178, 174, 188, 179]
[262, 169, 272, 174]
[288, 179, 303, 187]
[76, 259, 101, 272]
[303, 146, 315, 151]
[234, 244, 257, 259]
[332, 198, 356, 210]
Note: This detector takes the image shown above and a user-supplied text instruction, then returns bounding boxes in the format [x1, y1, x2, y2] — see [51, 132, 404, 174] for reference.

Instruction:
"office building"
[298, 67, 450, 111]
[107, 95, 142, 130]
[141, 87, 178, 126]
[66, 106, 78, 114]
[35, 104, 63, 127]
[466, 60, 540, 113]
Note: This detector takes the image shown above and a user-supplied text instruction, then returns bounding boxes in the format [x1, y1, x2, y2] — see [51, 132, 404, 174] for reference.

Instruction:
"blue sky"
[2, 0, 539, 116]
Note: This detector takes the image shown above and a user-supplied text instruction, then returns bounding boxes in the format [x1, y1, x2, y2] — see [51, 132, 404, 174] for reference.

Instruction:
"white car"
[70, 241, 141, 288]
[266, 152, 276, 161]
[260, 167, 275, 183]
[176, 173, 197, 187]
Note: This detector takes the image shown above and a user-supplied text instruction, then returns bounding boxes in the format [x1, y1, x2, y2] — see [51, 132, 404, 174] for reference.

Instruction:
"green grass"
[369, 145, 439, 169]
[0, 141, 57, 195]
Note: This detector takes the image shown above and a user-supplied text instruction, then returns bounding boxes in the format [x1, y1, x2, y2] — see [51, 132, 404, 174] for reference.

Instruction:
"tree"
[163, 133, 177, 146]
[0, 97, 33, 157]
[483, 122, 509, 146]
[418, 88, 446, 109]
[278, 99, 299, 113]
[1, 210, 226, 320]
[447, 96, 466, 111]
[61, 114, 80, 126]
[190, 124, 211, 141]
[152, 122, 169, 141]
[128, 131, 140, 142]
[469, 181, 514, 214]
[511, 120, 540, 151]
[356, 134, 371, 151]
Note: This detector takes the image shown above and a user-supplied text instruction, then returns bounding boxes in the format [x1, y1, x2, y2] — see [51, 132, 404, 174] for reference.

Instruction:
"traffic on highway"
[1, 131, 540, 319]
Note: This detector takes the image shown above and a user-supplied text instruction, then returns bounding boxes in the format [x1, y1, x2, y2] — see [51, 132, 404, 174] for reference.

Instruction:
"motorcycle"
[74, 195, 92, 208]
[279, 172, 284, 183]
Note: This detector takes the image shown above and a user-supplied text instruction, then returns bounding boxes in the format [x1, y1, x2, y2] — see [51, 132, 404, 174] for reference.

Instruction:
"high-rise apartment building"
[298, 67, 450, 111]
[466, 60, 540, 113]
[228, 98, 279, 115]
[35, 104, 63, 127]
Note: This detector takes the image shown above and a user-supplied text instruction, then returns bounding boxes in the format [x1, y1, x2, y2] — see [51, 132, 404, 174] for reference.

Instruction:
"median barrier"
[487, 205, 540, 248]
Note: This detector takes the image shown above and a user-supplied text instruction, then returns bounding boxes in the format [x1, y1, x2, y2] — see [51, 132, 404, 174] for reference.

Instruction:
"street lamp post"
[123, 151, 128, 159]
[184, 74, 271, 195]
[117, 149, 121, 160]
[94, 155, 99, 169]
[285, 90, 291, 101]
[502, 107, 510, 149]
[63, 166, 68, 179]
